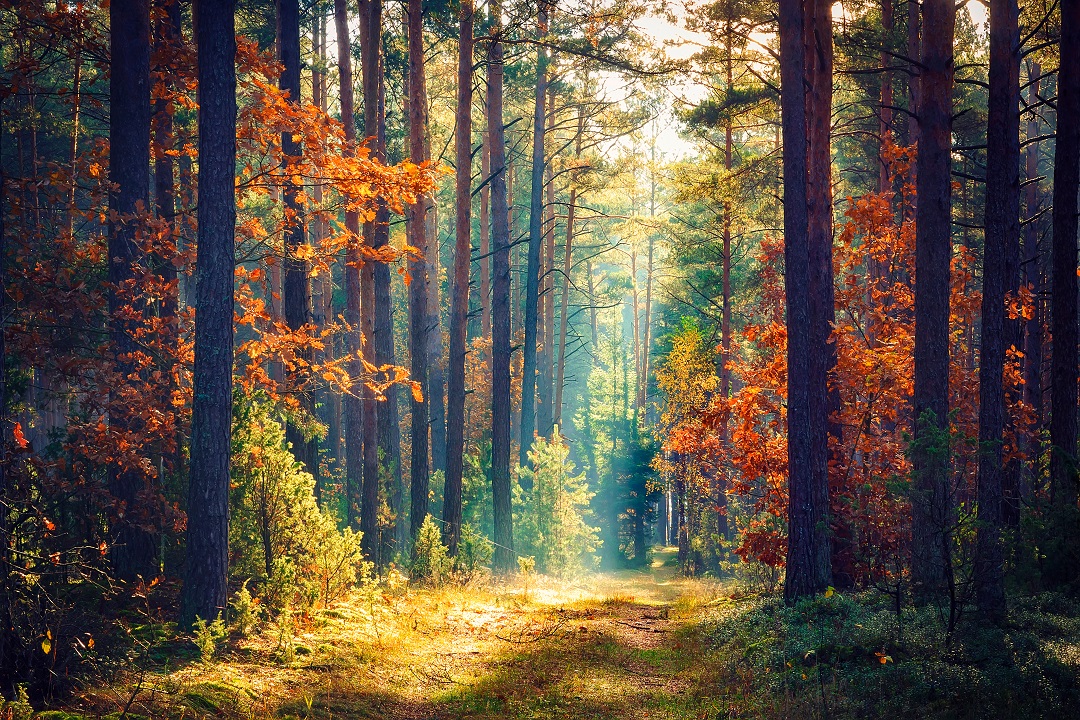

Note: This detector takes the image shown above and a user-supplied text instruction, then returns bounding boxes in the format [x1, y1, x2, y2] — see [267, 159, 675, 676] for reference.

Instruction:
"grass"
[36, 549, 1080, 720]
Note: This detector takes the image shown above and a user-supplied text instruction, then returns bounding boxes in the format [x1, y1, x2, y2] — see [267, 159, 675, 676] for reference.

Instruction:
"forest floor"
[65, 547, 736, 720]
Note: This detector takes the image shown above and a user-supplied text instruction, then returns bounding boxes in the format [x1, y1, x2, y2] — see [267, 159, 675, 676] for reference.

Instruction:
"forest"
[2, 0, 1080, 716]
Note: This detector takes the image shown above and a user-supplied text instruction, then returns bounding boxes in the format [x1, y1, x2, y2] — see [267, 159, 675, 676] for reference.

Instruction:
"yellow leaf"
[42, 638, 51, 654]
[824, 586, 835, 598]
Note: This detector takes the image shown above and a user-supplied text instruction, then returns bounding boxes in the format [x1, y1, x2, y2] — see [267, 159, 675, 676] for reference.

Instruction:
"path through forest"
[98, 548, 734, 720]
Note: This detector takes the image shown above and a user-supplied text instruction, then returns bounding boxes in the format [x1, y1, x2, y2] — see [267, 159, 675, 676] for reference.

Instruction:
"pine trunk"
[443, 0, 474, 555]
[108, 0, 156, 583]
[489, 0, 515, 571]
[911, 0, 956, 597]
[181, 0, 235, 627]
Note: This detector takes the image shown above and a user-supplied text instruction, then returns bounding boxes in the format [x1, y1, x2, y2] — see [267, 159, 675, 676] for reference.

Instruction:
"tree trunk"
[443, 0, 474, 555]
[555, 110, 584, 427]
[280, 0, 319, 488]
[335, 0, 364, 533]
[109, 0, 157, 583]
[489, 0, 515, 571]
[406, 0, 431, 544]
[358, 0, 383, 562]
[780, 0, 829, 602]
[181, 0, 235, 627]
[1019, 61, 1043, 527]
[1048, 0, 1080, 581]
[520, 1, 549, 466]
[976, 0, 1020, 623]
[481, 119, 492, 345]
[538, 97, 556, 439]
[427, 213, 447, 476]
[911, 0, 955, 597]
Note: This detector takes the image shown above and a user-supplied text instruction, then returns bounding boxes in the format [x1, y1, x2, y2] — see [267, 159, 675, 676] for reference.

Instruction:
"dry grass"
[54, 549, 730, 720]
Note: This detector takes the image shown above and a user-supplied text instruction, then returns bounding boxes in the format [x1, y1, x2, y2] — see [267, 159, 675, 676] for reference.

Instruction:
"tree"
[181, 0, 236, 628]
[334, 0, 364, 533]
[1048, 0, 1080, 583]
[488, 0, 515, 572]
[911, 0, 955, 597]
[108, 0, 155, 583]
[358, 0, 383, 561]
[407, 0, 432, 545]
[779, 0, 830, 602]
[976, 0, 1020, 622]
[443, 0, 474, 556]
[805, 0, 838, 589]
[279, 0, 318, 487]
[520, 0, 551, 467]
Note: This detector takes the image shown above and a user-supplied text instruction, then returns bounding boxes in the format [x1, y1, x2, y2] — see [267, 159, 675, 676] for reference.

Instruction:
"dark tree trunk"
[407, 0, 431, 544]
[805, 0, 840, 588]
[519, 1, 549, 467]
[538, 102, 556, 439]
[358, 0, 383, 562]
[443, 0, 474, 556]
[480, 118, 492, 344]
[153, 0, 182, 476]
[555, 110, 584, 426]
[427, 216, 447, 476]
[279, 0, 319, 488]
[1048, 0, 1080, 582]
[911, 0, 955, 597]
[1019, 62, 1043, 528]
[335, 0, 364, 533]
[780, 0, 829, 602]
[976, 0, 1020, 622]
[488, 0, 515, 572]
[181, 0, 235, 627]
[109, 0, 157, 583]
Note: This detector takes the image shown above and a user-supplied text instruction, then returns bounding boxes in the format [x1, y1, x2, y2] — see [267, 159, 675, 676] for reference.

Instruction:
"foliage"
[698, 591, 1080, 718]
[230, 392, 368, 612]
[514, 435, 600, 578]
[454, 523, 494, 581]
[191, 614, 227, 664]
[410, 516, 450, 585]
[230, 580, 260, 638]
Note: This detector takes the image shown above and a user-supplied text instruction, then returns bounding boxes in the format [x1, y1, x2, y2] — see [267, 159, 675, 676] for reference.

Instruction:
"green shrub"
[514, 435, 600, 578]
[191, 614, 226, 663]
[230, 393, 368, 613]
[230, 580, 260, 637]
[454, 522, 494, 580]
[410, 515, 450, 585]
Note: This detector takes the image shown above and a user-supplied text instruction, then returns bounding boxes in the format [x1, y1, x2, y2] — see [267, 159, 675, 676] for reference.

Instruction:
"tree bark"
[538, 92, 556, 439]
[406, 0, 431, 544]
[976, 0, 1019, 622]
[1048, 0, 1080, 581]
[181, 0, 235, 627]
[109, 0, 157, 583]
[358, 0, 383, 561]
[334, 0, 363, 534]
[780, 0, 829, 602]
[911, 0, 955, 597]
[443, 0, 474, 555]
[1019, 61, 1043, 528]
[481, 119, 492, 345]
[520, 1, 549, 466]
[555, 109, 584, 427]
[488, 0, 515, 571]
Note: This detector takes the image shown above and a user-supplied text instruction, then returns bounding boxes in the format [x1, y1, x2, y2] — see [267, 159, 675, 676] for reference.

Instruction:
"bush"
[191, 614, 226, 663]
[229, 393, 368, 613]
[410, 515, 450, 585]
[230, 580, 260, 637]
[514, 435, 600, 578]
[454, 522, 494, 581]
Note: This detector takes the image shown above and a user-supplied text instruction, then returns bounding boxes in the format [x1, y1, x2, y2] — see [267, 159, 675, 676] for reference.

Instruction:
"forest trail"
[89, 548, 733, 720]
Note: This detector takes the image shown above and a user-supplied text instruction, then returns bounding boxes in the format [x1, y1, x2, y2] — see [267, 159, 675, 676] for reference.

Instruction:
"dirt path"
[71, 549, 729, 720]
